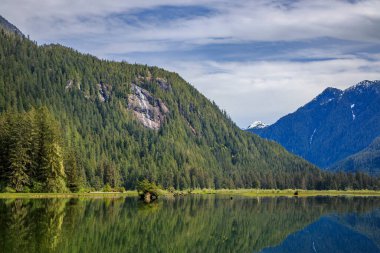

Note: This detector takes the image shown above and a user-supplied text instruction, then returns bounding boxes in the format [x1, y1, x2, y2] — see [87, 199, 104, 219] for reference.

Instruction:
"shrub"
[136, 179, 161, 197]
[116, 186, 126, 193]
[3, 186, 16, 193]
[103, 183, 112, 192]
[168, 186, 175, 193]
[31, 181, 44, 193]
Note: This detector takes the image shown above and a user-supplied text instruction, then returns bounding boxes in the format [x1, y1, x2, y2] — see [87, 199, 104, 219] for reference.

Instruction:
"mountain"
[0, 15, 23, 37]
[247, 80, 380, 171]
[0, 16, 343, 192]
[331, 137, 380, 175]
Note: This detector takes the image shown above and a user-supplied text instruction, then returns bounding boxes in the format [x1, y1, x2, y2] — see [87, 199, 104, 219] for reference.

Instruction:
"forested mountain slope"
[0, 18, 378, 192]
[248, 80, 380, 170]
[331, 137, 380, 176]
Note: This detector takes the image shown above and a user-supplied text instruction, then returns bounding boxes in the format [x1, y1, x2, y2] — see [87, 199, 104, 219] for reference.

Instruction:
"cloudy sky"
[1, 0, 380, 127]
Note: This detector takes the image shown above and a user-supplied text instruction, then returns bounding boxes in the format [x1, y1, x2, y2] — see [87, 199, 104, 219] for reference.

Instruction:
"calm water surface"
[0, 195, 379, 253]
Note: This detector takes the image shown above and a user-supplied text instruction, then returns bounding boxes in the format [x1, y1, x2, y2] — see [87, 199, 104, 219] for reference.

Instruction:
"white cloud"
[2, 0, 380, 44]
[1, 0, 380, 127]
[160, 56, 380, 127]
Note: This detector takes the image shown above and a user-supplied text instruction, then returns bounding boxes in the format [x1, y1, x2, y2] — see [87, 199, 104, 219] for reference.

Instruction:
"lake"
[0, 195, 379, 253]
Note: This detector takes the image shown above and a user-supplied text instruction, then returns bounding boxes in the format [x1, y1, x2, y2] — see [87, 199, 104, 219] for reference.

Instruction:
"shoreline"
[1, 189, 380, 199]
[0, 191, 139, 199]
[190, 189, 380, 197]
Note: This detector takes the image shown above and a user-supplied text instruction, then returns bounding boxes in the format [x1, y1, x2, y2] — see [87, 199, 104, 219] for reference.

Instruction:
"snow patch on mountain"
[320, 98, 334, 105]
[351, 104, 356, 120]
[346, 80, 380, 93]
[310, 129, 317, 145]
[246, 121, 268, 130]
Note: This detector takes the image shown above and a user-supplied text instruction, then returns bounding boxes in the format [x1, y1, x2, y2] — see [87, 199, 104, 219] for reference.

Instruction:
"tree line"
[1, 28, 380, 192]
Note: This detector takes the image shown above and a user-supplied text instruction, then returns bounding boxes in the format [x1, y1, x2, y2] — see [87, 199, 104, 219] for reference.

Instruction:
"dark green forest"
[1, 27, 379, 192]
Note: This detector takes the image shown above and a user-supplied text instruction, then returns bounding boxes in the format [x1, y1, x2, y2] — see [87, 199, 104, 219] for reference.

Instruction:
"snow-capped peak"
[247, 121, 268, 129]
[346, 80, 380, 93]
[356, 80, 376, 87]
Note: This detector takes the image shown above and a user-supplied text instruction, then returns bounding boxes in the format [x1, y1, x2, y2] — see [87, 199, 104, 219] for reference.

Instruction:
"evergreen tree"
[7, 114, 31, 191]
[36, 108, 67, 192]
[65, 149, 82, 192]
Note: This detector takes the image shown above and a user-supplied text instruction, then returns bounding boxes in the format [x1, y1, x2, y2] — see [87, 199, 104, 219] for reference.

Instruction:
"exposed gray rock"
[65, 79, 81, 90]
[156, 77, 171, 91]
[128, 84, 169, 130]
[97, 82, 111, 102]
[65, 80, 74, 89]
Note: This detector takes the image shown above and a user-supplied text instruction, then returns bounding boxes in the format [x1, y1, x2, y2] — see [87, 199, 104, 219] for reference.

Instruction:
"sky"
[1, 0, 380, 128]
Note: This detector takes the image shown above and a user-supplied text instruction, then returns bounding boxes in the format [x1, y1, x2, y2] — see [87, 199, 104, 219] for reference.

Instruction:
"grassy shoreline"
[190, 189, 380, 197]
[0, 191, 139, 199]
[1, 189, 380, 199]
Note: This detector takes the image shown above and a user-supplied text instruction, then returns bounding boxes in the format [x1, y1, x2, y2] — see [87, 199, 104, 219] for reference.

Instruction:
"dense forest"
[0, 108, 73, 192]
[1, 25, 380, 192]
[331, 137, 380, 176]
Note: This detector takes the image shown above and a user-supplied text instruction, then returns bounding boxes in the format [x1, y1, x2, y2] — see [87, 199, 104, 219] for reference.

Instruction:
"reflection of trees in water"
[0, 198, 67, 253]
[0, 196, 379, 253]
[3, 199, 31, 252]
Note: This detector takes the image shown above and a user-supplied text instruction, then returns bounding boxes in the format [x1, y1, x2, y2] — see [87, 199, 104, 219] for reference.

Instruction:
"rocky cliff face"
[64, 74, 169, 130]
[97, 82, 111, 102]
[128, 84, 169, 130]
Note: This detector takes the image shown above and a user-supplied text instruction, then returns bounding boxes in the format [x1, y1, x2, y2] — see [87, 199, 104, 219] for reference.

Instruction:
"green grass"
[0, 191, 138, 199]
[190, 188, 380, 197]
[1, 189, 380, 199]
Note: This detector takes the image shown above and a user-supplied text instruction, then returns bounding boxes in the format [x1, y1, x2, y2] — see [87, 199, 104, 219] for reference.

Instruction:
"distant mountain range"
[247, 80, 380, 174]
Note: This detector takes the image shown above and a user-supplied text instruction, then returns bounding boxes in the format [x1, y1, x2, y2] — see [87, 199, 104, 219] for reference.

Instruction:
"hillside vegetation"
[0, 26, 379, 192]
[332, 137, 380, 176]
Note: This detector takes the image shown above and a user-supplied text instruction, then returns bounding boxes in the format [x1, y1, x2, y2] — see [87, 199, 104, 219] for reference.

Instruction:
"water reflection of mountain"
[260, 215, 380, 253]
[336, 209, 380, 250]
[0, 196, 379, 253]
